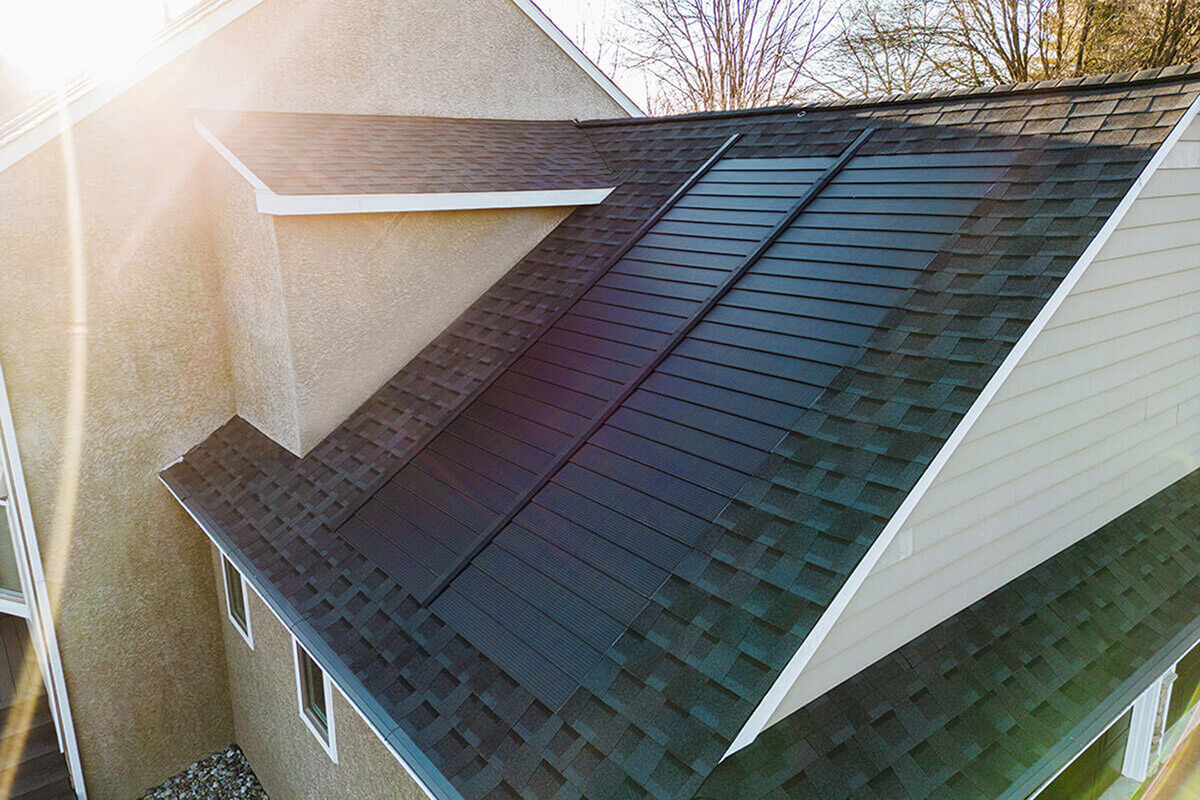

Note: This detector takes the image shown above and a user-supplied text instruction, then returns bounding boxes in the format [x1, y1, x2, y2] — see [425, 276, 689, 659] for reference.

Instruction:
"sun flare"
[0, 0, 198, 89]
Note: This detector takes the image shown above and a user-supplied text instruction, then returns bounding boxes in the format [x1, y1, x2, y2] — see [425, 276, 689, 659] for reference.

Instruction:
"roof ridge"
[577, 62, 1200, 127]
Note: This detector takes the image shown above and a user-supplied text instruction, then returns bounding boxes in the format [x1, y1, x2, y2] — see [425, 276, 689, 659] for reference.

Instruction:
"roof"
[194, 111, 620, 195]
[162, 67, 1200, 800]
[0, 0, 640, 174]
[699, 466, 1200, 800]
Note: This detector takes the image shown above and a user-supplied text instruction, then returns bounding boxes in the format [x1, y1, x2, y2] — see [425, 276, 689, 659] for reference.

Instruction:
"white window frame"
[293, 636, 337, 762]
[220, 555, 253, 649]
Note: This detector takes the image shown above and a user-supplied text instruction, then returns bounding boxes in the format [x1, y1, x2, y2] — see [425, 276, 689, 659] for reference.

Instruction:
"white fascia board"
[0, 0, 266, 174]
[724, 91, 1200, 759]
[509, 0, 642, 117]
[197, 118, 616, 216]
[257, 186, 615, 215]
[159, 476, 446, 800]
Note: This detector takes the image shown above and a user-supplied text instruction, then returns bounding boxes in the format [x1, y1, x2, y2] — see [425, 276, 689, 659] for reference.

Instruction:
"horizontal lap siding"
[774, 120, 1200, 725]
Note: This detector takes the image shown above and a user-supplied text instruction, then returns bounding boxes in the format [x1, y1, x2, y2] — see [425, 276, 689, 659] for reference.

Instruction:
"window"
[1036, 709, 1131, 800]
[294, 639, 337, 761]
[1168, 641, 1200, 731]
[0, 470, 24, 599]
[221, 555, 252, 648]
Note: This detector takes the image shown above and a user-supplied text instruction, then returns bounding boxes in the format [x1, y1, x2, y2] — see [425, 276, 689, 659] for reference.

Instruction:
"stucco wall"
[273, 206, 574, 453]
[178, 0, 629, 120]
[213, 548, 428, 800]
[0, 0, 627, 796]
[0, 75, 238, 799]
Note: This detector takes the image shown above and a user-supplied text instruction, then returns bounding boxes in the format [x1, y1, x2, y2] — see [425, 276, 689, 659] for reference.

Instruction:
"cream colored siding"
[768, 119, 1200, 726]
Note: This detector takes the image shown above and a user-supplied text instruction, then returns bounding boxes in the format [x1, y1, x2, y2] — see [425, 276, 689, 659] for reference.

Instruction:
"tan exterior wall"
[181, 0, 629, 120]
[768, 116, 1200, 726]
[0, 0, 626, 795]
[213, 548, 427, 800]
[273, 206, 574, 453]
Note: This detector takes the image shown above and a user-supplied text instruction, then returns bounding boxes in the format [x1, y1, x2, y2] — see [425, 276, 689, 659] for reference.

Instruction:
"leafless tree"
[821, 0, 943, 98]
[621, 0, 833, 112]
[826, 0, 1200, 97]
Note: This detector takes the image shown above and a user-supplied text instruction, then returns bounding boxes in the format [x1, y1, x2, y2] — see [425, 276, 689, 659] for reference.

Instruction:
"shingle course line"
[320, 134, 742, 545]
[420, 127, 878, 608]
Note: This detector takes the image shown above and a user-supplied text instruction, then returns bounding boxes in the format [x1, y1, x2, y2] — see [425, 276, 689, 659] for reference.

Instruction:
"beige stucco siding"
[205, 149, 304, 452]
[272, 206, 574, 453]
[213, 548, 428, 800]
[180, 0, 629, 120]
[0, 78, 238, 798]
[768, 116, 1200, 725]
[0, 0, 627, 795]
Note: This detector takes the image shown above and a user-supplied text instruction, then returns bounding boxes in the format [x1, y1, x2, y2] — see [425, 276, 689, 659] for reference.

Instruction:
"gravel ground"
[137, 745, 268, 800]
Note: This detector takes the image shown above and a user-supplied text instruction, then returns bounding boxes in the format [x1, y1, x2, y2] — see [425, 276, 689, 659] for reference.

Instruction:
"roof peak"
[579, 62, 1200, 127]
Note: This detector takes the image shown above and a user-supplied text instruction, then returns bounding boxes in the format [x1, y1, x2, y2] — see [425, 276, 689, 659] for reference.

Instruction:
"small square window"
[221, 555, 252, 648]
[294, 640, 337, 761]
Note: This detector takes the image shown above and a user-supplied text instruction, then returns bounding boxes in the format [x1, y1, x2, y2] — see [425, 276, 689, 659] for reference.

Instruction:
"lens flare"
[0, 0, 198, 89]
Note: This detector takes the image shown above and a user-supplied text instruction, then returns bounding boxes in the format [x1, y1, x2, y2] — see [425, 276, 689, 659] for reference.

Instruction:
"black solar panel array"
[338, 153, 833, 700]
[338, 146, 1012, 707]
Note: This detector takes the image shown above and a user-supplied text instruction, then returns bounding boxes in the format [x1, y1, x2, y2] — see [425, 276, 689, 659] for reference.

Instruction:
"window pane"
[223, 557, 247, 632]
[0, 506, 22, 595]
[299, 647, 327, 734]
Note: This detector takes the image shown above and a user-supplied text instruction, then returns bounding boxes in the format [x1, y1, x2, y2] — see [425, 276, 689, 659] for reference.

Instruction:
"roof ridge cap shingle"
[578, 62, 1200, 127]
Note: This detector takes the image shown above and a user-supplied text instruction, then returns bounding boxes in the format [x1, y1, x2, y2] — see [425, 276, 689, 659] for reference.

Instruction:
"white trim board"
[510, 0, 642, 117]
[724, 91, 1200, 758]
[160, 477, 445, 800]
[258, 188, 615, 216]
[195, 118, 615, 216]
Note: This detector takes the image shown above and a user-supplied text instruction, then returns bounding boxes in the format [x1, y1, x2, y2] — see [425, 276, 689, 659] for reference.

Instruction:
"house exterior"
[0, 1, 634, 797]
[1, 3, 1200, 800]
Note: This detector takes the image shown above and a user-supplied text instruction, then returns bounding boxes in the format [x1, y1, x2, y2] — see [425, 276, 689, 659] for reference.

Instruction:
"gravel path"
[137, 745, 268, 800]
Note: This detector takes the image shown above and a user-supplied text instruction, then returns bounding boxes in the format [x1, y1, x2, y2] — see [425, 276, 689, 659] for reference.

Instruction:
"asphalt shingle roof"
[699, 467, 1200, 800]
[163, 67, 1200, 799]
[195, 111, 619, 195]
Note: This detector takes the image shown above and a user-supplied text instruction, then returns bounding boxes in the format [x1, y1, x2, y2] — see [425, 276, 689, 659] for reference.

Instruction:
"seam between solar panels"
[322, 133, 744, 540]
[324, 134, 744, 546]
[422, 125, 880, 607]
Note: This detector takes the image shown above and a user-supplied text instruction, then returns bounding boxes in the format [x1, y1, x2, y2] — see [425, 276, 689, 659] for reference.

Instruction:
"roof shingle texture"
[196, 111, 619, 195]
[164, 68, 1200, 800]
[699, 467, 1200, 800]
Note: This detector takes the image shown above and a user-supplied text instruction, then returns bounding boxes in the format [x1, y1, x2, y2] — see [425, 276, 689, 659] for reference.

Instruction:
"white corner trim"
[1122, 677, 1164, 782]
[293, 635, 338, 763]
[160, 477, 442, 800]
[724, 91, 1200, 759]
[509, 0, 642, 117]
[256, 187, 616, 216]
[0, 0, 266, 175]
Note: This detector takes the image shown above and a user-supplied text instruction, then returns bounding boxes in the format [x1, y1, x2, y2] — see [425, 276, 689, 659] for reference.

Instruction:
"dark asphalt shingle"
[196, 111, 619, 196]
[699, 467, 1200, 800]
[164, 68, 1200, 800]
